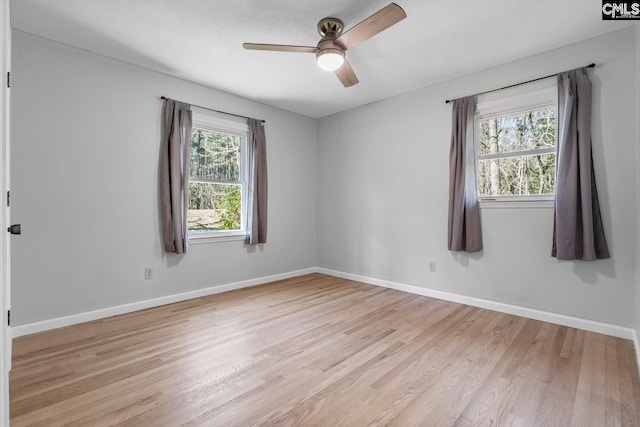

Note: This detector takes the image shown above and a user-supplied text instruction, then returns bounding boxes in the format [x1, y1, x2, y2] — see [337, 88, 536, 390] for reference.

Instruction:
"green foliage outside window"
[187, 127, 242, 232]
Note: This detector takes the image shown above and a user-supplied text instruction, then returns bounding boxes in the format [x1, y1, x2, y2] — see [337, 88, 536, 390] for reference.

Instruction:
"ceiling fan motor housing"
[317, 18, 344, 38]
[316, 18, 346, 63]
[316, 39, 345, 60]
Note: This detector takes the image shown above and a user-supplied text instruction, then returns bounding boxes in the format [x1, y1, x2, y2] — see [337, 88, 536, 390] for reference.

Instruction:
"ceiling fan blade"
[242, 43, 318, 53]
[335, 3, 406, 50]
[335, 59, 359, 87]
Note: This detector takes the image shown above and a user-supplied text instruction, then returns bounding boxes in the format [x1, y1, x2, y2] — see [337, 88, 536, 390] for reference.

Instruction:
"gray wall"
[317, 28, 637, 327]
[10, 31, 317, 325]
[11, 28, 640, 331]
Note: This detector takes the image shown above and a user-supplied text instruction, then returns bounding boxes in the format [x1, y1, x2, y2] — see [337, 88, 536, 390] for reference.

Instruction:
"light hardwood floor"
[10, 273, 640, 426]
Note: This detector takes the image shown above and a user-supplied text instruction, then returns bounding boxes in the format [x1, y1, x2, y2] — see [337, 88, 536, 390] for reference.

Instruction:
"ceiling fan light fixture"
[243, 3, 407, 86]
[316, 49, 344, 71]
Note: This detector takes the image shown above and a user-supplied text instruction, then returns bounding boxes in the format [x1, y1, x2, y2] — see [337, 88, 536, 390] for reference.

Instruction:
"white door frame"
[0, 0, 10, 425]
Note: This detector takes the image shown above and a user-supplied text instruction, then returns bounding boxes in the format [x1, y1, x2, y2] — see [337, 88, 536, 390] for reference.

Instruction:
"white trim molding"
[316, 268, 637, 341]
[12, 266, 638, 352]
[1, 0, 10, 425]
[11, 268, 316, 338]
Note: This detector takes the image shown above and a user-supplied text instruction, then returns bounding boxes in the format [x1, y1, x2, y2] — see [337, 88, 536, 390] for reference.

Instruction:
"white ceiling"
[10, 0, 634, 118]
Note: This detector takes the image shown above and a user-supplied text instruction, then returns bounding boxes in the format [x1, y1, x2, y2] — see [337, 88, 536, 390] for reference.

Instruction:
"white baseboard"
[11, 266, 638, 345]
[11, 268, 317, 338]
[316, 267, 637, 341]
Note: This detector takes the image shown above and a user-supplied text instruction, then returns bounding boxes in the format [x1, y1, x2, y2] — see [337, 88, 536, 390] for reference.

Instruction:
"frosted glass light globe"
[317, 51, 344, 71]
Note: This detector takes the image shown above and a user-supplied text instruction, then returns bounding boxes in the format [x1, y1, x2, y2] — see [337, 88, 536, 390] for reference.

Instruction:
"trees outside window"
[187, 114, 248, 239]
[475, 86, 557, 202]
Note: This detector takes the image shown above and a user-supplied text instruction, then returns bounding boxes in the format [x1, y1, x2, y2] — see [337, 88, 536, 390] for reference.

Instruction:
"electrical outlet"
[429, 261, 436, 273]
[144, 267, 153, 280]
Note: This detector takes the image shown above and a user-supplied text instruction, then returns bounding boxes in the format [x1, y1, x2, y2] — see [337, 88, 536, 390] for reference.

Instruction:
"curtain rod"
[160, 96, 265, 123]
[444, 63, 596, 104]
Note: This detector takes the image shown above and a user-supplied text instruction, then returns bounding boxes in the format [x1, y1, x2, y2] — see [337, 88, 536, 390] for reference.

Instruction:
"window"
[475, 86, 557, 205]
[188, 112, 248, 241]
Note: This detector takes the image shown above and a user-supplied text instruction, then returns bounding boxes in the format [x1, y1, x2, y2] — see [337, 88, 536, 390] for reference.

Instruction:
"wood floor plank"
[617, 338, 640, 426]
[10, 273, 640, 426]
[453, 319, 542, 425]
[385, 315, 527, 426]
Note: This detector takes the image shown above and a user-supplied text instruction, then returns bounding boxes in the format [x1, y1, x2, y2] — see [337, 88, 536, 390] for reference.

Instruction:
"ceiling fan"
[243, 3, 407, 87]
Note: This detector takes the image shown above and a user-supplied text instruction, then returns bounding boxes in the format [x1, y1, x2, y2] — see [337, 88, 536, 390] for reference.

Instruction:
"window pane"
[187, 183, 242, 232]
[191, 128, 240, 181]
[477, 153, 556, 196]
[478, 108, 556, 156]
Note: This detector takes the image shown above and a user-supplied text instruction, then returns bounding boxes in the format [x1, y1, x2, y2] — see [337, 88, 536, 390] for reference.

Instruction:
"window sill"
[480, 198, 554, 209]
[189, 233, 246, 244]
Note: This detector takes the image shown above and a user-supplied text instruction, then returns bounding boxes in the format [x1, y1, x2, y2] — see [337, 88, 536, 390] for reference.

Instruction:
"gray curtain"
[246, 118, 268, 245]
[160, 98, 192, 254]
[552, 68, 609, 260]
[448, 96, 482, 252]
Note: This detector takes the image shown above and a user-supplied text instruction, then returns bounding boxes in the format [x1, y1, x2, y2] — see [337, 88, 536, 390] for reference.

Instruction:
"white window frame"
[474, 86, 558, 208]
[188, 112, 249, 243]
